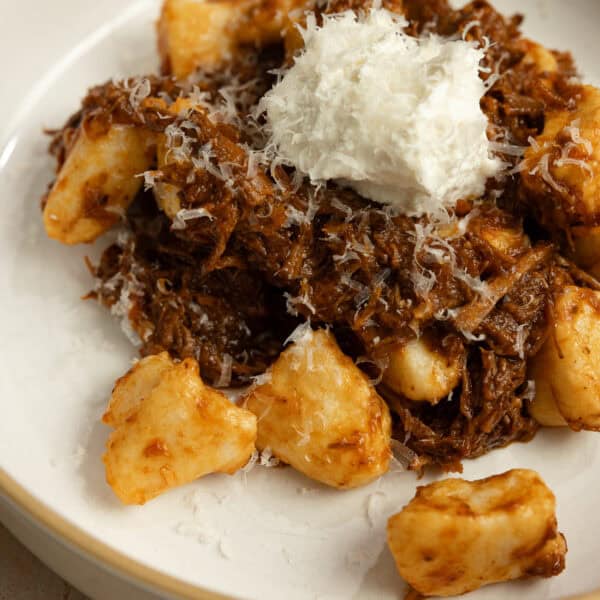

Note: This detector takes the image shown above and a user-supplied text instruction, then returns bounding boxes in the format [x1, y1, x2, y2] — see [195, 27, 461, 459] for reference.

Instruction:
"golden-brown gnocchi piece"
[571, 226, 600, 279]
[387, 469, 567, 597]
[526, 374, 567, 428]
[243, 326, 391, 489]
[158, 0, 238, 79]
[158, 0, 309, 79]
[520, 85, 600, 231]
[43, 120, 154, 244]
[519, 39, 558, 74]
[528, 286, 600, 431]
[383, 335, 463, 403]
[103, 352, 173, 428]
[478, 222, 530, 257]
[103, 355, 257, 505]
[235, 0, 309, 46]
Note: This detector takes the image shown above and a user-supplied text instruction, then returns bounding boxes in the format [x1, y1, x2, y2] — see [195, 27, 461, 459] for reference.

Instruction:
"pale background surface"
[0, 524, 87, 600]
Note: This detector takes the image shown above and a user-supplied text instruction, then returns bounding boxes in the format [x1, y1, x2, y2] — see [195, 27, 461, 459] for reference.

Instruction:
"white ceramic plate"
[1, 1, 600, 599]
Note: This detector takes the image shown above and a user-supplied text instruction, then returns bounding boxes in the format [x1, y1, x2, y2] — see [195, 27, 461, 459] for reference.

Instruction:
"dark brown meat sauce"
[49, 0, 587, 470]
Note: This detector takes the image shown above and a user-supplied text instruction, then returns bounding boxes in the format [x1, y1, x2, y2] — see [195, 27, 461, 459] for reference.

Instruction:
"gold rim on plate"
[0, 466, 230, 600]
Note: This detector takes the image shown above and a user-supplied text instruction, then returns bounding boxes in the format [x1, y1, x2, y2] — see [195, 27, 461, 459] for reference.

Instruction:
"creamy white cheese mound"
[261, 9, 502, 215]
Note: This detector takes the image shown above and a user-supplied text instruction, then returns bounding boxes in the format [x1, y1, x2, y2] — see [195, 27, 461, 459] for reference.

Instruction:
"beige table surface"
[0, 523, 88, 600]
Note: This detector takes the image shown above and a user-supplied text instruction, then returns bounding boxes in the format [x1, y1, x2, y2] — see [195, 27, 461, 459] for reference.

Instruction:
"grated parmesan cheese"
[107, 272, 143, 347]
[259, 447, 280, 468]
[514, 323, 528, 360]
[539, 153, 567, 194]
[138, 169, 162, 191]
[261, 9, 501, 216]
[411, 220, 490, 300]
[564, 119, 593, 155]
[128, 77, 151, 112]
[522, 379, 536, 402]
[171, 207, 215, 230]
[365, 491, 387, 528]
[242, 448, 259, 474]
[214, 353, 233, 388]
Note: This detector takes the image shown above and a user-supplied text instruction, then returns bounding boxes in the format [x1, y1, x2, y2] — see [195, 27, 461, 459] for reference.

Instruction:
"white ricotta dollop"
[261, 9, 501, 215]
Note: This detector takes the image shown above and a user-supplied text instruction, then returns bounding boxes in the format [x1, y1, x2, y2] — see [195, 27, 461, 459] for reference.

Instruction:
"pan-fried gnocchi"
[520, 85, 600, 229]
[383, 335, 464, 403]
[526, 374, 567, 428]
[158, 0, 308, 79]
[43, 120, 154, 244]
[243, 326, 391, 489]
[103, 354, 257, 504]
[158, 0, 238, 78]
[387, 469, 567, 597]
[519, 39, 559, 74]
[528, 286, 600, 431]
[571, 226, 600, 279]
[103, 353, 174, 428]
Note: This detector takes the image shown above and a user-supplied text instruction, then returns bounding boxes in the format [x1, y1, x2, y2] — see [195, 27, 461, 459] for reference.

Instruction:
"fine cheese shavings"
[242, 448, 259, 474]
[522, 379, 536, 402]
[390, 439, 417, 471]
[365, 491, 387, 528]
[525, 120, 594, 189]
[330, 197, 354, 222]
[410, 220, 491, 301]
[461, 330, 486, 342]
[284, 192, 320, 227]
[261, 8, 501, 216]
[138, 170, 162, 191]
[515, 323, 528, 359]
[283, 322, 318, 372]
[539, 154, 567, 194]
[171, 208, 215, 230]
[252, 370, 272, 386]
[187, 85, 212, 110]
[527, 135, 542, 153]
[284, 320, 314, 348]
[553, 122, 594, 177]
[461, 20, 481, 41]
[284, 290, 317, 316]
[355, 355, 388, 386]
[128, 77, 151, 111]
[488, 141, 526, 157]
[112, 76, 152, 114]
[555, 157, 594, 176]
[108, 274, 144, 347]
[564, 119, 593, 155]
[259, 447, 280, 468]
[164, 122, 196, 162]
[214, 353, 233, 388]
[292, 425, 311, 447]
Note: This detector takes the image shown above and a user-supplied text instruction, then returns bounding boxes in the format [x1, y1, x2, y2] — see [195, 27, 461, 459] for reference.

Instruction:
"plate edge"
[0, 467, 234, 600]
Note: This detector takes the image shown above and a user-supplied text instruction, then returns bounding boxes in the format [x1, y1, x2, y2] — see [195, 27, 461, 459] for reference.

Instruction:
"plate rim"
[0, 467, 232, 600]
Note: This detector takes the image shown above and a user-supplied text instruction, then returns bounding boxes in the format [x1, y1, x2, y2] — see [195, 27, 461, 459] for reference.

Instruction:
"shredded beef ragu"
[47, 0, 588, 471]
